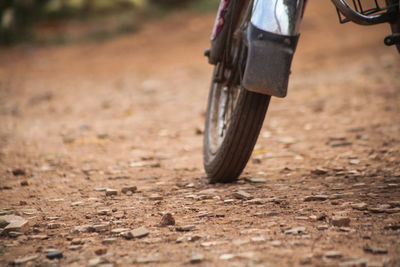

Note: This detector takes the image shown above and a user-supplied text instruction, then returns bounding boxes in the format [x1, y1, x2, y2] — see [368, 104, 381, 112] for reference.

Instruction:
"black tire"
[203, 75, 271, 183]
[203, 0, 271, 183]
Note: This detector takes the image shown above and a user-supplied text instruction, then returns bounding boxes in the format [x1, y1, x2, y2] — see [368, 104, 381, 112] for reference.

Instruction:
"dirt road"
[1, 2, 399, 266]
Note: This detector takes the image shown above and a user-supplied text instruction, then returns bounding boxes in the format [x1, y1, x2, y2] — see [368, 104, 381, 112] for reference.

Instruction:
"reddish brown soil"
[0, 2, 399, 266]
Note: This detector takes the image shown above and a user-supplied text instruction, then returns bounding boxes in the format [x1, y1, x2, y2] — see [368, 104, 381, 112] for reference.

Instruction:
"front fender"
[242, 23, 298, 98]
[242, 0, 304, 97]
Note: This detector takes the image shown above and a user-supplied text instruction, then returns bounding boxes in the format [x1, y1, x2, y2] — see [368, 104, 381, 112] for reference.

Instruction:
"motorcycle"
[203, 0, 400, 183]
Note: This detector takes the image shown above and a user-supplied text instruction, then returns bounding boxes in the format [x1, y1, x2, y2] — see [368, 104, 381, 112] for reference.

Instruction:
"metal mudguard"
[242, 23, 299, 98]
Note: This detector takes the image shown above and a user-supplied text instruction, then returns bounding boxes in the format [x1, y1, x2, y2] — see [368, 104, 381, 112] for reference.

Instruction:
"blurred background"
[0, 0, 218, 45]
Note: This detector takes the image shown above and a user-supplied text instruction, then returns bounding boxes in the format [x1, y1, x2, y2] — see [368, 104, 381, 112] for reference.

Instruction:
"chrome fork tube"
[251, 0, 305, 36]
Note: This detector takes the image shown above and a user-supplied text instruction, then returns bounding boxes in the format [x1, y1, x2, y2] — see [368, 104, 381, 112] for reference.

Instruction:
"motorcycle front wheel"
[203, 75, 270, 183]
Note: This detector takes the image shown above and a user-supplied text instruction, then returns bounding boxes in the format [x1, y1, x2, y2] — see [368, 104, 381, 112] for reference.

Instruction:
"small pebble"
[149, 194, 163, 200]
[190, 253, 204, 263]
[68, 245, 82, 251]
[159, 213, 175, 226]
[324, 251, 342, 259]
[317, 225, 329, 231]
[94, 247, 107, 256]
[45, 250, 63, 260]
[121, 186, 137, 194]
[102, 238, 117, 245]
[270, 240, 281, 247]
[105, 189, 118, 196]
[311, 168, 328, 175]
[351, 202, 367, 211]
[330, 216, 350, 227]
[176, 225, 196, 232]
[233, 190, 252, 200]
[129, 227, 150, 238]
[265, 211, 280, 216]
[110, 228, 130, 235]
[285, 227, 306, 235]
[12, 168, 26, 176]
[304, 195, 328, 201]
[70, 238, 84, 245]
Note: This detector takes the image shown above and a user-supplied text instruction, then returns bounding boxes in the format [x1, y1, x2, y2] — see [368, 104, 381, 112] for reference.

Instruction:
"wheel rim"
[206, 1, 251, 155]
[208, 76, 241, 155]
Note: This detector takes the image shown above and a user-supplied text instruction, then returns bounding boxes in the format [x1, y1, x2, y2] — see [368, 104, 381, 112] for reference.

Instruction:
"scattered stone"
[97, 209, 112, 216]
[92, 223, 110, 233]
[311, 168, 328, 175]
[329, 194, 344, 200]
[95, 247, 108, 255]
[331, 141, 352, 147]
[13, 255, 38, 265]
[29, 234, 48, 240]
[351, 202, 367, 211]
[70, 225, 92, 234]
[251, 236, 266, 242]
[246, 198, 264, 205]
[159, 213, 175, 226]
[369, 207, 386, 213]
[149, 194, 163, 200]
[12, 168, 26, 176]
[20, 180, 29, 186]
[220, 254, 235, 260]
[387, 183, 399, 188]
[330, 216, 350, 227]
[232, 190, 252, 200]
[71, 238, 84, 245]
[339, 227, 353, 232]
[102, 238, 117, 245]
[385, 207, 400, 213]
[176, 236, 185, 243]
[304, 195, 328, 201]
[190, 253, 204, 264]
[265, 211, 280, 216]
[363, 245, 388, 254]
[349, 159, 360, 165]
[94, 187, 108, 192]
[246, 177, 267, 183]
[110, 228, 130, 235]
[317, 225, 329, 231]
[68, 245, 82, 251]
[285, 227, 306, 235]
[46, 250, 63, 260]
[105, 189, 118, 196]
[324, 251, 342, 259]
[176, 225, 195, 232]
[71, 201, 84, 206]
[1, 215, 29, 235]
[121, 186, 137, 194]
[270, 240, 282, 247]
[198, 241, 212, 247]
[8, 231, 23, 237]
[129, 227, 149, 238]
[47, 223, 61, 229]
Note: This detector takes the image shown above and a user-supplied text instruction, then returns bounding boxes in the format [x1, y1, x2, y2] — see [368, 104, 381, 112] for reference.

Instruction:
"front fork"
[208, 0, 306, 98]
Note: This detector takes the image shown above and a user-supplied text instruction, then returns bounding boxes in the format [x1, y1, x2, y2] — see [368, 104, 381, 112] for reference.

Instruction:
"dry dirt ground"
[0, 2, 400, 267]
